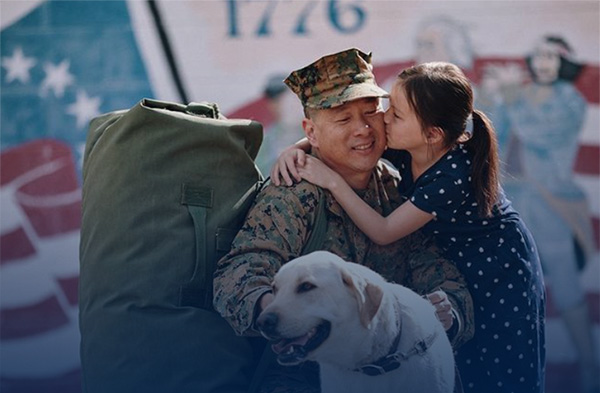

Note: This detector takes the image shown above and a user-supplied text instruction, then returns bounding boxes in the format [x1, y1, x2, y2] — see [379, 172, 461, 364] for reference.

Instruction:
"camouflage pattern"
[284, 48, 389, 109]
[213, 160, 474, 348]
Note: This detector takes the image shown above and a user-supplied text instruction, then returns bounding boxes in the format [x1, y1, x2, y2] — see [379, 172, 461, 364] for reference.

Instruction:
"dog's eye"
[297, 282, 316, 293]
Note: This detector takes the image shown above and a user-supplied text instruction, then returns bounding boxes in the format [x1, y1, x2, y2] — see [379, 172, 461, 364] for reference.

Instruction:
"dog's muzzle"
[256, 312, 331, 365]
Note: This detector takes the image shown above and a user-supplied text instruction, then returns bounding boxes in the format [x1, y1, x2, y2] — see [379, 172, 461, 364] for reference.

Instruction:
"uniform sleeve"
[401, 230, 475, 348]
[213, 183, 320, 336]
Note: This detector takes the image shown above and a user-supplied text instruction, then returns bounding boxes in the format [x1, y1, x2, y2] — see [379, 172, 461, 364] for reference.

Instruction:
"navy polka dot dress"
[384, 146, 546, 393]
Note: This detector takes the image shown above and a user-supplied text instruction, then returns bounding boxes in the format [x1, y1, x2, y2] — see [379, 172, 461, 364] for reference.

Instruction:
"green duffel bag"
[79, 99, 266, 393]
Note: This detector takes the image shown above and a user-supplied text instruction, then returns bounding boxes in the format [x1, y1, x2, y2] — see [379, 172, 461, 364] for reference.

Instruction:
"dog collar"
[354, 330, 439, 376]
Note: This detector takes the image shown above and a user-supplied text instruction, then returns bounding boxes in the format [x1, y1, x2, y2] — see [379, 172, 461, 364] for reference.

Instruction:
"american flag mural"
[1, 1, 598, 392]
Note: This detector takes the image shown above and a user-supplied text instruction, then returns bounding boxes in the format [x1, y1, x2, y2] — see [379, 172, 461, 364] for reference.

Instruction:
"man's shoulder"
[259, 180, 322, 204]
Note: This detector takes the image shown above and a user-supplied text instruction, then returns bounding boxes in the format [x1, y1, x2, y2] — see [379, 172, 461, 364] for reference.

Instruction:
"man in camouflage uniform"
[213, 48, 474, 393]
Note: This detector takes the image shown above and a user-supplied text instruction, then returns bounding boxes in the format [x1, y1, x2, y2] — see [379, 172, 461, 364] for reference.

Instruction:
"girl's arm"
[270, 138, 311, 186]
[298, 156, 434, 245]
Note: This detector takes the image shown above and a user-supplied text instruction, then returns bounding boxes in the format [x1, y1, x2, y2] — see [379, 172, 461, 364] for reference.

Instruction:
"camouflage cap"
[284, 48, 389, 109]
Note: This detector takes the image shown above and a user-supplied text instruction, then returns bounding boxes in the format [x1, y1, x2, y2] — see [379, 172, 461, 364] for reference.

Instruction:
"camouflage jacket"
[213, 161, 474, 348]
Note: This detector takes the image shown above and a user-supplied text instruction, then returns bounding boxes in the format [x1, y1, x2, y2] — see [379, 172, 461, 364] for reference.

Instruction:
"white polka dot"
[451, 237, 456, 242]
[457, 179, 462, 184]
[499, 298, 505, 304]
[504, 321, 510, 327]
[479, 247, 484, 253]
[451, 163, 457, 169]
[507, 368, 512, 374]
[507, 345, 512, 351]
[481, 324, 486, 329]
[478, 270, 483, 276]
[466, 160, 471, 165]
[508, 283, 513, 289]
[514, 306, 519, 312]
[519, 354, 524, 360]
[466, 262, 472, 268]
[500, 224, 505, 229]
[493, 335, 499, 340]
[466, 211, 472, 216]
[439, 189, 445, 194]
[486, 292, 491, 297]
[424, 194, 429, 199]
[487, 257, 492, 262]
[482, 220, 488, 225]
[482, 347, 487, 353]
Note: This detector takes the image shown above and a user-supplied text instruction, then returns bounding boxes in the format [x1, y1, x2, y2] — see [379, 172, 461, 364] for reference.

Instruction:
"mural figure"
[254, 74, 305, 175]
[483, 35, 598, 393]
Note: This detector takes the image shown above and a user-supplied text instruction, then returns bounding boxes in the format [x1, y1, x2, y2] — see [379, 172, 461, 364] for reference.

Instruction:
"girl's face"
[531, 42, 561, 84]
[383, 82, 428, 152]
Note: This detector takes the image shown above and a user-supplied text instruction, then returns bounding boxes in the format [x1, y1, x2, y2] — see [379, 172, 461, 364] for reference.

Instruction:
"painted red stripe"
[0, 140, 73, 187]
[57, 276, 79, 306]
[576, 64, 600, 104]
[0, 368, 80, 393]
[0, 228, 35, 264]
[546, 363, 582, 393]
[574, 145, 600, 175]
[20, 201, 81, 238]
[593, 217, 600, 250]
[0, 296, 69, 339]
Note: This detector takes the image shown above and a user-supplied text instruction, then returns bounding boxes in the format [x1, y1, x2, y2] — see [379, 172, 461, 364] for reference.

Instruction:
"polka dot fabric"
[385, 147, 546, 393]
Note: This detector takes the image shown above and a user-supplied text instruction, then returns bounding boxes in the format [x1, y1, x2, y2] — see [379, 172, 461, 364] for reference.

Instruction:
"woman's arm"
[298, 156, 434, 245]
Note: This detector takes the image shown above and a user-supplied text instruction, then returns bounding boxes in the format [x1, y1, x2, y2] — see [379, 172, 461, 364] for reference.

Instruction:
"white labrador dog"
[256, 251, 455, 393]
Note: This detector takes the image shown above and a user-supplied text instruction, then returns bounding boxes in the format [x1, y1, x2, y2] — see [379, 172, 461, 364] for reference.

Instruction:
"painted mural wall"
[1, 1, 598, 392]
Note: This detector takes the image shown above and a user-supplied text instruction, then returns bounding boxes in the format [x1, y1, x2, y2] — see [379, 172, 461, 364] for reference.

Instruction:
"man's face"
[303, 98, 386, 183]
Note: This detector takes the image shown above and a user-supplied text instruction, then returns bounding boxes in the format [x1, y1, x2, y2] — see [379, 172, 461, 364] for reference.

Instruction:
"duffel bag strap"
[179, 183, 213, 309]
[248, 189, 328, 393]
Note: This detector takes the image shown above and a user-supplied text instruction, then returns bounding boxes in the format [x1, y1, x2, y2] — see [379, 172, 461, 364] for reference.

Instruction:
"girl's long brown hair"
[398, 62, 499, 217]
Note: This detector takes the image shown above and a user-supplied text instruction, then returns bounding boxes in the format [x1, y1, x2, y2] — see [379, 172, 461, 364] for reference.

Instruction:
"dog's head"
[256, 251, 385, 366]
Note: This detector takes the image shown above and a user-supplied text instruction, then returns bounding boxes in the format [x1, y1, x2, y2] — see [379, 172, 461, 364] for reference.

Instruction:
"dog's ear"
[342, 270, 383, 328]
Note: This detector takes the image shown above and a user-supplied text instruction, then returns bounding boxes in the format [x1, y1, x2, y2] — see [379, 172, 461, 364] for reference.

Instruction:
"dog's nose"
[256, 312, 279, 336]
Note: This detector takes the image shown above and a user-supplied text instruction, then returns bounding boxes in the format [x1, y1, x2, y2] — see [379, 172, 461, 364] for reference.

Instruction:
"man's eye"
[297, 282, 316, 293]
[365, 110, 377, 116]
[336, 117, 350, 123]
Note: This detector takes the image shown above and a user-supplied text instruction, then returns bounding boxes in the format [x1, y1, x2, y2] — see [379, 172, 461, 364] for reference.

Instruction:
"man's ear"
[303, 118, 318, 147]
[341, 269, 383, 328]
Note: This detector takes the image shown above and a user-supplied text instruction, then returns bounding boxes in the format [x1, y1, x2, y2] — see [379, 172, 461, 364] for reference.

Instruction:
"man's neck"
[341, 171, 372, 190]
[311, 149, 372, 190]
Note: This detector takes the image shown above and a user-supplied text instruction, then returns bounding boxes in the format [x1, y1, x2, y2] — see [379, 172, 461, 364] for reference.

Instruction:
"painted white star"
[67, 90, 102, 129]
[40, 60, 74, 97]
[1, 47, 36, 84]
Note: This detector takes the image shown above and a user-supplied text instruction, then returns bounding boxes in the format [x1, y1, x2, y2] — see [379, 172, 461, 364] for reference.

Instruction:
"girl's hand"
[297, 156, 342, 190]
[271, 147, 307, 186]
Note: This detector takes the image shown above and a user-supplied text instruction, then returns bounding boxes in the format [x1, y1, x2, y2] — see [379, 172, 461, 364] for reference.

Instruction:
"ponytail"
[464, 110, 499, 217]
